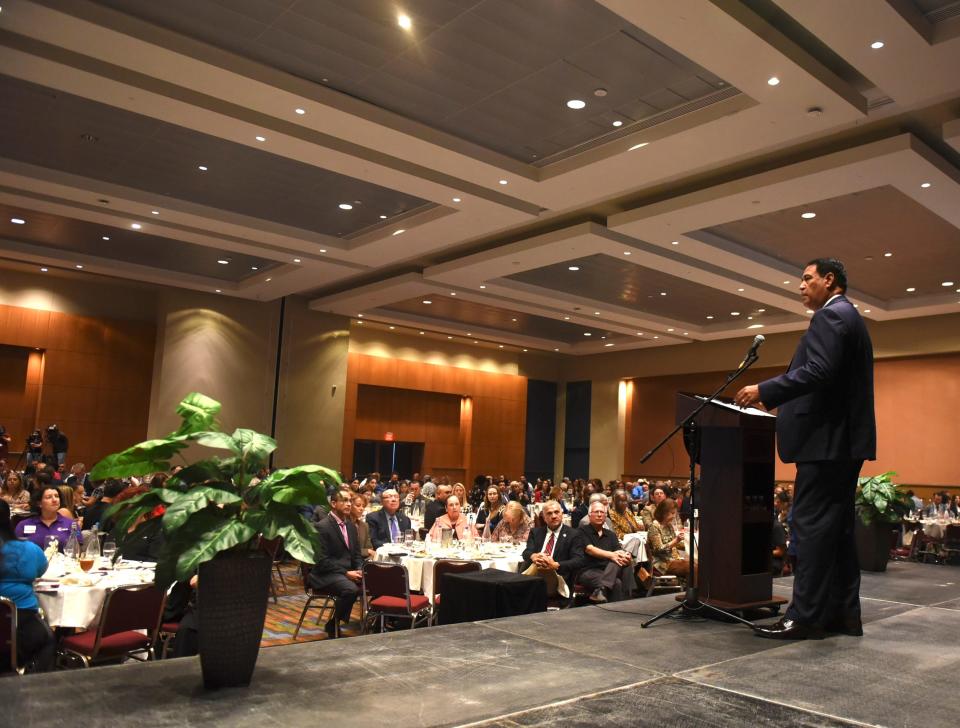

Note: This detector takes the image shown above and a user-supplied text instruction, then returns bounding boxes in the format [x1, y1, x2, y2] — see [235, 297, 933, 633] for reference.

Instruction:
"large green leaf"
[231, 428, 277, 463]
[277, 515, 322, 564]
[243, 502, 299, 540]
[161, 486, 241, 533]
[171, 460, 228, 487]
[255, 465, 337, 507]
[174, 392, 222, 436]
[174, 518, 256, 583]
[193, 431, 239, 453]
[90, 436, 189, 480]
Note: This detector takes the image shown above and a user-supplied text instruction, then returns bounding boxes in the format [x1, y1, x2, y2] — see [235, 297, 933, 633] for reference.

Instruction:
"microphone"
[739, 334, 765, 367]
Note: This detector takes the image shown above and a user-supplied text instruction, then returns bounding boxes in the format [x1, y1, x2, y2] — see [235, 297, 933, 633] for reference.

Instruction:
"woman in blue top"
[1, 500, 55, 672]
[14, 486, 76, 551]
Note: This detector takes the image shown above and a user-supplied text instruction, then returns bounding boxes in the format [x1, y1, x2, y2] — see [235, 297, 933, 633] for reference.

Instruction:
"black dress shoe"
[324, 620, 338, 639]
[753, 618, 824, 640]
[822, 617, 863, 636]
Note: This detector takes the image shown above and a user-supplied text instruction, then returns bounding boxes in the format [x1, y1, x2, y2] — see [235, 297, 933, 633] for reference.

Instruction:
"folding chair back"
[432, 559, 481, 603]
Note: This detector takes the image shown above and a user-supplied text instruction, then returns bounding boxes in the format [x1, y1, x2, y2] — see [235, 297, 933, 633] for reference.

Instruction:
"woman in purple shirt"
[14, 486, 76, 551]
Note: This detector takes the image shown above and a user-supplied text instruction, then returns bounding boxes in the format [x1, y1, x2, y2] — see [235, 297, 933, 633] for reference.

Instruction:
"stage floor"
[9, 561, 959, 728]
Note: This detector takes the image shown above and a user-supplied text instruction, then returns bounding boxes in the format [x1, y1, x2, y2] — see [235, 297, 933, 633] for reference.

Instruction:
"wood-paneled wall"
[623, 353, 960, 488]
[0, 303, 156, 471]
[342, 353, 526, 483]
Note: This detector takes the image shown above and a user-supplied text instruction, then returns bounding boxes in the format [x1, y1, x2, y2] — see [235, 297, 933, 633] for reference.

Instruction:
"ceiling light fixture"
[319, 249, 326, 253]
[479, 285, 486, 289]
[392, 229, 405, 236]
[706, 315, 714, 320]
[357, 313, 364, 318]
[295, 108, 305, 115]
[379, 215, 388, 219]
[40, 267, 48, 272]
[870, 41, 884, 49]
[653, 336, 659, 339]
[215, 289, 222, 293]
[450, 292, 456, 296]
[251, 266, 258, 271]
[731, 312, 741, 316]
[419, 331, 425, 335]
[10, 217, 25, 224]
[265, 278, 272, 282]
[629, 142, 648, 151]
[217, 259, 229, 265]
[806, 309, 814, 314]
[636, 332, 643, 336]
[612, 120, 623, 127]
[498, 179, 508, 185]
[523, 349, 528, 352]
[884, 252, 893, 257]
[801, 212, 816, 219]
[737, 287, 745, 292]
[920, 182, 931, 188]
[783, 280, 791, 285]
[566, 99, 586, 109]
[605, 343, 615, 347]
[389, 326, 395, 330]
[563, 316, 570, 320]
[397, 13, 412, 30]
[767, 76, 780, 86]
[659, 291, 666, 296]
[499, 345, 504, 349]
[452, 197, 461, 203]
[623, 251, 631, 255]
[748, 324, 764, 329]
[293, 258, 301, 263]
[130, 223, 142, 230]
[75, 264, 83, 269]
[583, 333, 592, 336]
[942, 281, 954, 287]
[568, 266, 580, 271]
[422, 300, 432, 305]
[667, 328, 675, 332]
[864, 309, 871, 313]
[339, 203, 353, 210]
[255, 135, 266, 142]
[198, 165, 208, 171]
[102, 236, 110, 240]
[151, 210, 159, 215]
[906, 287, 915, 292]
[670, 240, 679, 245]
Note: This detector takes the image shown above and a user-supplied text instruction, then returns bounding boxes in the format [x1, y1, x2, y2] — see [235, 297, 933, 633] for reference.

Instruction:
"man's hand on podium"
[734, 384, 764, 409]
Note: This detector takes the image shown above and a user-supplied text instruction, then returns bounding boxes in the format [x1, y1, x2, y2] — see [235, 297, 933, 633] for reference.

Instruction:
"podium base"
[675, 594, 788, 613]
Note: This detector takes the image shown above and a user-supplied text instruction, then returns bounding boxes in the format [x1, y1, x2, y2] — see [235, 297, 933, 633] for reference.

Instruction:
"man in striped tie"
[521, 500, 585, 600]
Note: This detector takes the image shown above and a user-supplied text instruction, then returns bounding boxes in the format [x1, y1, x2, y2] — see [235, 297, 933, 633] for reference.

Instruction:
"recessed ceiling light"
[215, 289, 222, 293]
[806, 309, 814, 314]
[758, 308, 766, 313]
[448, 336, 453, 340]
[319, 249, 326, 253]
[659, 291, 666, 296]
[467, 333, 472, 336]
[737, 287, 745, 292]
[801, 212, 816, 219]
[419, 331, 425, 335]
[511, 318, 517, 322]
[748, 316, 754, 320]
[251, 266, 258, 270]
[379, 215, 388, 219]
[523, 348, 528, 352]
[498, 179, 508, 185]
[423, 300, 432, 305]
[748, 324, 764, 329]
[906, 287, 915, 292]
[920, 182, 931, 188]
[75, 264, 83, 269]
[392, 229, 405, 236]
[564, 316, 570, 320]
[604, 343, 615, 347]
[670, 240, 679, 245]
[683, 332, 688, 336]
[499, 345, 504, 349]
[40, 267, 48, 272]
[450, 292, 456, 296]
[942, 281, 954, 287]
[295, 108, 305, 115]
[731, 312, 741, 316]
[623, 251, 631, 255]
[636, 332, 643, 336]
[629, 142, 648, 151]
[293, 258, 301, 263]
[864, 309, 871, 313]
[706, 315, 714, 320]
[10, 217, 26, 224]
[130, 223, 142, 230]
[255, 135, 266, 142]
[568, 266, 580, 271]
[870, 41, 884, 49]
[217, 259, 229, 265]
[102, 236, 110, 240]
[389, 326, 395, 330]
[593, 311, 600, 316]
[151, 210, 159, 215]
[452, 197, 461, 203]
[884, 252, 893, 257]
[339, 203, 353, 210]
[566, 99, 586, 110]
[653, 336, 659, 339]
[767, 76, 780, 86]
[479, 285, 486, 289]
[355, 320, 363, 325]
[554, 348, 559, 352]
[783, 281, 791, 285]
[198, 165, 208, 171]
[583, 332, 592, 336]
[357, 313, 364, 318]
[667, 328, 675, 332]
[265, 277, 272, 282]
[398, 13, 412, 30]
[612, 120, 623, 127]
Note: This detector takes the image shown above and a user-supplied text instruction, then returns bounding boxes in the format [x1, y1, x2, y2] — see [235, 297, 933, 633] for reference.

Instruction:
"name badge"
[23, 525, 37, 533]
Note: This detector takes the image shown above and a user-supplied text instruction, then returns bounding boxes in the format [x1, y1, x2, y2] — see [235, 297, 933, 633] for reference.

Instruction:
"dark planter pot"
[855, 513, 893, 572]
[197, 550, 271, 689]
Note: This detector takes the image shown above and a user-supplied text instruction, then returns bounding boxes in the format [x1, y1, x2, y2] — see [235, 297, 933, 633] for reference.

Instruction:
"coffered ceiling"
[1, 0, 958, 354]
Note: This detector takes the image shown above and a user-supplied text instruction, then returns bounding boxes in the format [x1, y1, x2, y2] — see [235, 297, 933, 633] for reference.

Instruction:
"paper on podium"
[695, 395, 775, 418]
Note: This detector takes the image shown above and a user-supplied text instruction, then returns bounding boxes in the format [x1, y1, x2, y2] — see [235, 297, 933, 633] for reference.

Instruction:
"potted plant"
[91, 392, 337, 689]
[854, 471, 912, 572]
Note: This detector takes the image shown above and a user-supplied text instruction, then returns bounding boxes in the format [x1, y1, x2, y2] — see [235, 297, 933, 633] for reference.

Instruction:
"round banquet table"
[919, 519, 959, 540]
[375, 544, 525, 600]
[36, 559, 156, 628]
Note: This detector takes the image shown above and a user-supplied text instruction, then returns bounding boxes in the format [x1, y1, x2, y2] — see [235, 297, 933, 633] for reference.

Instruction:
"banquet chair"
[259, 536, 287, 602]
[429, 559, 481, 625]
[361, 561, 430, 634]
[941, 524, 960, 564]
[58, 584, 165, 668]
[1, 596, 23, 675]
[293, 561, 342, 639]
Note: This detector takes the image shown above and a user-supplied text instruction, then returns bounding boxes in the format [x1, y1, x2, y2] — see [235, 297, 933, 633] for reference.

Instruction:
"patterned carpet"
[260, 562, 363, 648]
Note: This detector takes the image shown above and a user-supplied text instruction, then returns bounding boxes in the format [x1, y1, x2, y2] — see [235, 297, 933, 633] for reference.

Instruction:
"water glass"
[403, 529, 415, 548]
[102, 538, 117, 567]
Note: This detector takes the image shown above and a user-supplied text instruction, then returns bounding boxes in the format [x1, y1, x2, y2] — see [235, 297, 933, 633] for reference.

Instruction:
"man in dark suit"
[309, 490, 364, 638]
[365, 489, 412, 549]
[736, 258, 875, 639]
[521, 500, 584, 598]
[423, 483, 452, 532]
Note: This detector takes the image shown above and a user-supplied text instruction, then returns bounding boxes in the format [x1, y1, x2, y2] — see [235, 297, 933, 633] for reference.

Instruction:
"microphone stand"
[640, 352, 761, 629]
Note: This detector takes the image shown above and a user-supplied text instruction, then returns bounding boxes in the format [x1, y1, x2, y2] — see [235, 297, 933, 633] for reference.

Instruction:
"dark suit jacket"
[521, 524, 584, 580]
[758, 295, 875, 463]
[365, 508, 412, 549]
[423, 498, 446, 531]
[309, 514, 363, 588]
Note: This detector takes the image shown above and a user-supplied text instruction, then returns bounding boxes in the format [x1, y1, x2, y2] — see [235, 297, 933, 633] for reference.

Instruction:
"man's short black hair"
[806, 258, 847, 292]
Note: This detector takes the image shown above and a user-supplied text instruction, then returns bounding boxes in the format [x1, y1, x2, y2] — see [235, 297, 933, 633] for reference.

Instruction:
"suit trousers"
[785, 459, 863, 625]
[309, 572, 360, 624]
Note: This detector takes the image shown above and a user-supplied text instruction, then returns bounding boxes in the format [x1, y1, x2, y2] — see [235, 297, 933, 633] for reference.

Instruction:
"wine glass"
[102, 538, 117, 568]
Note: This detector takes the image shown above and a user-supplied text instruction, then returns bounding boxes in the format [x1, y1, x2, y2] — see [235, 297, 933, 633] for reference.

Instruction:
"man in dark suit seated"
[366, 489, 412, 549]
[423, 483, 452, 532]
[309, 490, 363, 638]
[521, 500, 583, 599]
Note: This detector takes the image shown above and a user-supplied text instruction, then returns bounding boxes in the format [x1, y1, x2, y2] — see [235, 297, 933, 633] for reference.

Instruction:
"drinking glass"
[403, 529, 415, 549]
[102, 538, 117, 568]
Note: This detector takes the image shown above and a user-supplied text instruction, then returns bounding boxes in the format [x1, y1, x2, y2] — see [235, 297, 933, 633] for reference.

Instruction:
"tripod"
[640, 353, 760, 629]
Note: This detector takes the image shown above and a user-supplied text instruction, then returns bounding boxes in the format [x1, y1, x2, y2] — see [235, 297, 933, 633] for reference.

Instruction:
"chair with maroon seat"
[361, 561, 431, 634]
[156, 620, 180, 659]
[59, 584, 165, 667]
[1, 596, 23, 675]
[293, 561, 342, 639]
[429, 559, 481, 625]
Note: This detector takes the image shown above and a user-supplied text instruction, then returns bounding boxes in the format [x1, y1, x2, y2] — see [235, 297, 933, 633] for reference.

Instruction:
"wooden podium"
[676, 392, 785, 610]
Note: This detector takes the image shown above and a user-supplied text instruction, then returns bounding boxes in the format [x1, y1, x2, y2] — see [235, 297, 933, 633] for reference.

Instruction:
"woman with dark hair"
[14, 486, 76, 550]
[0, 500, 55, 672]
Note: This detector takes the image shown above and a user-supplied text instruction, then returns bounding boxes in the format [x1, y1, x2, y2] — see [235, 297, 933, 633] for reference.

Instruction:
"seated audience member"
[109, 485, 166, 562]
[923, 492, 943, 518]
[630, 479, 648, 504]
[476, 485, 507, 536]
[66, 462, 91, 494]
[771, 491, 790, 576]
[640, 486, 667, 530]
[576, 501, 634, 603]
[452, 483, 472, 514]
[403, 481, 427, 518]
[56, 484, 76, 520]
[350, 494, 376, 560]
[423, 483, 451, 531]
[569, 481, 595, 527]
[578, 493, 614, 530]
[14, 486, 76, 550]
[508, 480, 531, 509]
[521, 500, 583, 597]
[647, 499, 688, 578]
[548, 485, 570, 514]
[366, 489, 411, 548]
[421, 477, 437, 498]
[427, 495, 479, 542]
[82, 479, 125, 531]
[1, 471, 31, 511]
[906, 490, 923, 512]
[608, 489, 643, 540]
[308, 491, 363, 638]
[0, 501, 55, 672]
[468, 476, 487, 510]
[491, 501, 531, 544]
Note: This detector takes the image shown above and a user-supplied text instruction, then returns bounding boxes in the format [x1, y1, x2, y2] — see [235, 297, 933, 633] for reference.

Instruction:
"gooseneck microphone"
[739, 334, 765, 367]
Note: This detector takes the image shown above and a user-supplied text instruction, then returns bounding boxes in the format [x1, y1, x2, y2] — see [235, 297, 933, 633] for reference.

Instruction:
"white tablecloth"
[375, 545, 525, 600]
[920, 519, 959, 539]
[36, 560, 156, 628]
